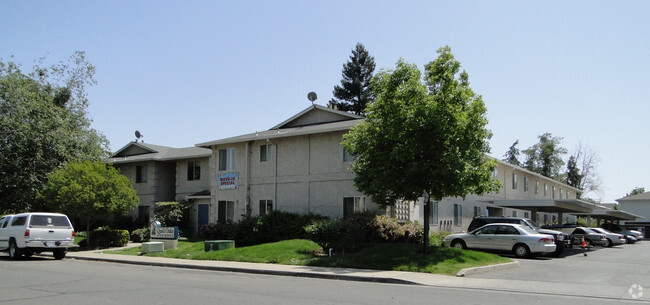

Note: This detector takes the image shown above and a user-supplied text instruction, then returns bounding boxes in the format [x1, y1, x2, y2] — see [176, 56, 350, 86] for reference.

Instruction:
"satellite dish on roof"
[135, 130, 144, 143]
[307, 92, 317, 104]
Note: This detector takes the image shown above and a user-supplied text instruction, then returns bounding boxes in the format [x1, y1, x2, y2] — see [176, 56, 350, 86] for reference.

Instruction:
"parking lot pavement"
[470, 240, 650, 299]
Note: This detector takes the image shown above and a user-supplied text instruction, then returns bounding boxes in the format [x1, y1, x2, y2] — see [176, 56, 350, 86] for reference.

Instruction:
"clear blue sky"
[2, 1, 648, 203]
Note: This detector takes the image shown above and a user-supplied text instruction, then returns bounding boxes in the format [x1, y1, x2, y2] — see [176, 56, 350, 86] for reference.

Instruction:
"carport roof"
[573, 209, 644, 221]
[490, 199, 605, 214]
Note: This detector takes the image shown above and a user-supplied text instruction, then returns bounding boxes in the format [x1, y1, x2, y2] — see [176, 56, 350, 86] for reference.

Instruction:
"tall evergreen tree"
[503, 140, 521, 166]
[565, 155, 583, 190]
[329, 43, 375, 115]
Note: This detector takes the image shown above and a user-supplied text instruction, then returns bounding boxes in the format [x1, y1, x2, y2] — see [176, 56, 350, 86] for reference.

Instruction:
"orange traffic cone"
[580, 236, 589, 256]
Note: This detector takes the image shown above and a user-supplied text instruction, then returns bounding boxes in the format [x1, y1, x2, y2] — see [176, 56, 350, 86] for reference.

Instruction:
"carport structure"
[573, 209, 643, 227]
[488, 199, 606, 224]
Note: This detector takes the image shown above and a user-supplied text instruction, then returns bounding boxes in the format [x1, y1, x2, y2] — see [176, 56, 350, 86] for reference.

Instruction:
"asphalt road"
[471, 239, 650, 295]
[0, 252, 646, 305]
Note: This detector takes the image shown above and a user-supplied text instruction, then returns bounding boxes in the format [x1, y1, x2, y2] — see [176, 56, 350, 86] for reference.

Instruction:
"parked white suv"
[0, 212, 76, 260]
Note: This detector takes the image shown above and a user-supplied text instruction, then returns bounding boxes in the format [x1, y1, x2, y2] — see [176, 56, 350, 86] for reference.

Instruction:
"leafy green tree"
[0, 52, 110, 213]
[503, 140, 521, 166]
[329, 42, 375, 115]
[626, 187, 645, 197]
[41, 161, 139, 246]
[343, 46, 500, 252]
[522, 133, 567, 179]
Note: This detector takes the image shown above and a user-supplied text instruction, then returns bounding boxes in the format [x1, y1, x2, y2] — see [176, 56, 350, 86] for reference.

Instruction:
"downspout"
[246, 141, 252, 217]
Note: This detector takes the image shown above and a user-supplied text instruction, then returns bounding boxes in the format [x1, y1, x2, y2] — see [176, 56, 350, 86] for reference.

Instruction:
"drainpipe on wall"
[246, 141, 252, 217]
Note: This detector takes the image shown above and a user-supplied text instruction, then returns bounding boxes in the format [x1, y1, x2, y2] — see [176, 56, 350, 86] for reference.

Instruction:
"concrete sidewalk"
[63, 245, 634, 301]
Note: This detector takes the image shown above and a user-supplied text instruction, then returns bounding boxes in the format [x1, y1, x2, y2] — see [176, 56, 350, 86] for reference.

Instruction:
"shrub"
[131, 227, 150, 243]
[230, 211, 324, 247]
[200, 223, 234, 240]
[305, 213, 424, 254]
[88, 228, 130, 248]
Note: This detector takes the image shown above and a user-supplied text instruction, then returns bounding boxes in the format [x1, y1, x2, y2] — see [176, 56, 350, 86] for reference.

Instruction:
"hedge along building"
[195, 104, 592, 232]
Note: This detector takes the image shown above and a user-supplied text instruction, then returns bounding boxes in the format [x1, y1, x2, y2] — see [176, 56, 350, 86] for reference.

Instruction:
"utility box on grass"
[204, 240, 235, 252]
[141, 242, 164, 254]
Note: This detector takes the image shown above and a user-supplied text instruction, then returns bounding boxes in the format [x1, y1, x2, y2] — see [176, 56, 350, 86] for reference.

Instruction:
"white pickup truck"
[0, 212, 76, 260]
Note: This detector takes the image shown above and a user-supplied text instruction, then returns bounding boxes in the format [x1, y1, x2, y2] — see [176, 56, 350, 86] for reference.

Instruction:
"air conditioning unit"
[141, 242, 164, 254]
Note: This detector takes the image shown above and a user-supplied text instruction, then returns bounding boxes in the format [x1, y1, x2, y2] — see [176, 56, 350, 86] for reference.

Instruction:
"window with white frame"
[432, 201, 439, 225]
[136, 165, 148, 183]
[219, 148, 236, 171]
[566, 191, 570, 199]
[453, 204, 462, 226]
[259, 199, 273, 215]
[343, 147, 355, 162]
[544, 184, 548, 196]
[524, 177, 529, 192]
[524, 211, 530, 219]
[552, 186, 556, 199]
[559, 189, 563, 199]
[492, 168, 498, 179]
[343, 197, 365, 218]
[187, 161, 200, 181]
[512, 173, 518, 190]
[474, 206, 482, 217]
[260, 144, 273, 162]
[535, 181, 539, 194]
[217, 201, 235, 224]
[512, 211, 518, 217]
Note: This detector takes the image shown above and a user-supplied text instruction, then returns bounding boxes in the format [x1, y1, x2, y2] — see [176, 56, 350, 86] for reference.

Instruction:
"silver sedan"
[589, 227, 626, 247]
[442, 223, 557, 258]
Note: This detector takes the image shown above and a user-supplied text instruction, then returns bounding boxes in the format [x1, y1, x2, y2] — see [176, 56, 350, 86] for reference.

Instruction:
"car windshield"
[518, 225, 536, 235]
[524, 219, 541, 230]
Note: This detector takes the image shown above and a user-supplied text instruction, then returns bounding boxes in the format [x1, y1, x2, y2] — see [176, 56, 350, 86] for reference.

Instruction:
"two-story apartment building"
[195, 104, 590, 232]
[107, 142, 212, 234]
[110, 104, 610, 235]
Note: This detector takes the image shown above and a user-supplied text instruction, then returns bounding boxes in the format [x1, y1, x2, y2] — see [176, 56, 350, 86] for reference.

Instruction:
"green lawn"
[104, 239, 511, 276]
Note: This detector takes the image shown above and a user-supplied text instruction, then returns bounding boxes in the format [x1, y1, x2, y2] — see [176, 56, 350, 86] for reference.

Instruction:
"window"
[432, 201, 439, 226]
[187, 161, 200, 181]
[535, 181, 539, 194]
[552, 186, 556, 199]
[552, 215, 557, 224]
[566, 191, 570, 199]
[524, 212, 530, 219]
[492, 168, 498, 179]
[11, 216, 27, 226]
[512, 211, 518, 217]
[219, 148, 236, 171]
[543, 214, 549, 224]
[260, 144, 273, 162]
[343, 197, 365, 218]
[218, 201, 235, 223]
[473, 206, 482, 217]
[343, 147, 355, 162]
[30, 215, 69, 227]
[524, 177, 529, 192]
[512, 173, 518, 189]
[559, 189, 563, 199]
[453, 204, 462, 226]
[544, 184, 548, 196]
[260, 199, 273, 215]
[136, 165, 147, 183]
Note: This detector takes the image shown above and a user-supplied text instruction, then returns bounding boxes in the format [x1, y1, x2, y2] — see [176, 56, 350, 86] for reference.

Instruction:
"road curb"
[68, 254, 420, 285]
[456, 261, 519, 277]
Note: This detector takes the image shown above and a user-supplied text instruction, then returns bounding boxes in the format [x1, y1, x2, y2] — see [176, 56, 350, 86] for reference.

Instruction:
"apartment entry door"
[198, 204, 209, 235]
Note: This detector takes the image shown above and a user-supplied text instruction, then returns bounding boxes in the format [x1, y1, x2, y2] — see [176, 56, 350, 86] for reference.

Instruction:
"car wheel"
[53, 249, 66, 260]
[23, 251, 33, 258]
[602, 238, 612, 247]
[513, 244, 530, 258]
[8, 240, 22, 260]
[451, 240, 466, 250]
